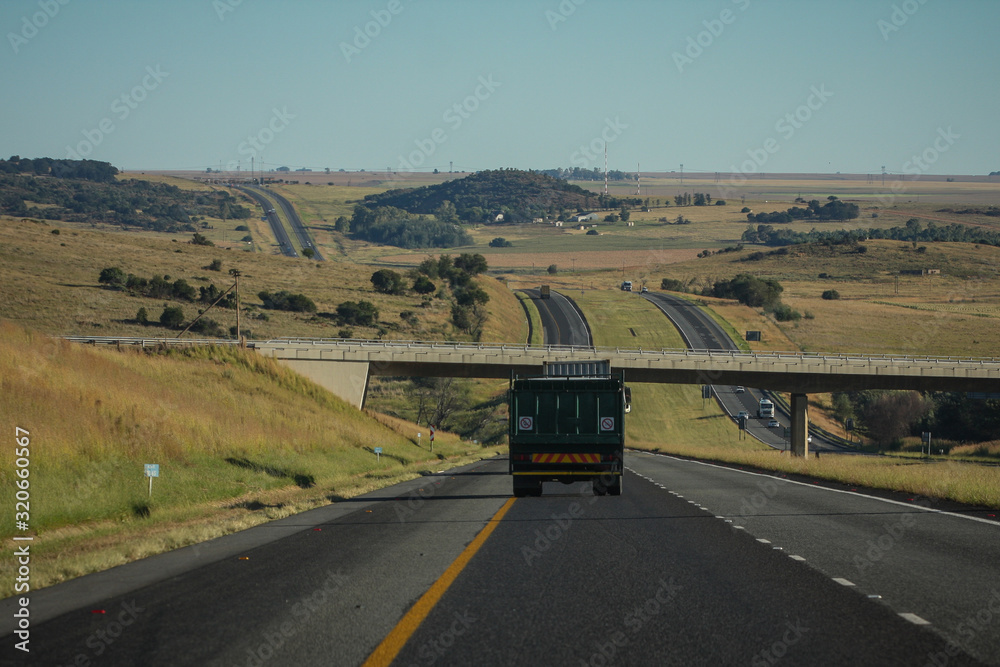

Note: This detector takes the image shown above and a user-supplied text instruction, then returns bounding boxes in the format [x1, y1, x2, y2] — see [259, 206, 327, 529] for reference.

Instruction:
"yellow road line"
[362, 497, 516, 667]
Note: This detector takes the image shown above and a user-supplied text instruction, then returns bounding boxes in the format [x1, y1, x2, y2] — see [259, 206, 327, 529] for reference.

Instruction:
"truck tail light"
[513, 454, 531, 462]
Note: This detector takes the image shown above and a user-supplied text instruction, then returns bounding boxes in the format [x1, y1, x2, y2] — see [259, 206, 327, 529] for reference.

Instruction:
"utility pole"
[230, 268, 243, 346]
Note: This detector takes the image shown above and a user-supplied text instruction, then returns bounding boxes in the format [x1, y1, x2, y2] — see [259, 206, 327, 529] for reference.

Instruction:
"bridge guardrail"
[60, 336, 1000, 368]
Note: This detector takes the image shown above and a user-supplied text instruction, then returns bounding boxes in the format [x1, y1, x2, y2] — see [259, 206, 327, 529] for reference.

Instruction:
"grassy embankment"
[0, 322, 503, 597]
[572, 289, 1000, 509]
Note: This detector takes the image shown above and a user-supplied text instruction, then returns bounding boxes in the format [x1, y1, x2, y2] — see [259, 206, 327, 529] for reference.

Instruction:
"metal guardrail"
[61, 336, 1000, 369]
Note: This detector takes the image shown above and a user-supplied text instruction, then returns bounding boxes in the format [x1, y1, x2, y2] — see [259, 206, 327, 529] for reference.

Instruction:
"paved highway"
[519, 289, 592, 347]
[236, 186, 298, 258]
[642, 291, 848, 452]
[266, 186, 325, 261]
[3, 457, 994, 665]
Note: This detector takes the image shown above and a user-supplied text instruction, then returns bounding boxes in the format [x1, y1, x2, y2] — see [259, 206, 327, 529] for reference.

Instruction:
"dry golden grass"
[0, 321, 503, 595]
[0, 216, 527, 344]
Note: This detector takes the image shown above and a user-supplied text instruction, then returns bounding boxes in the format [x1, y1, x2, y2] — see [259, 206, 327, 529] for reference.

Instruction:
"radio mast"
[604, 142, 608, 195]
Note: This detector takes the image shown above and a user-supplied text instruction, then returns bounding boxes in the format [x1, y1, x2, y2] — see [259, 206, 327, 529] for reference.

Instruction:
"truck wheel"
[608, 476, 623, 496]
[592, 481, 606, 496]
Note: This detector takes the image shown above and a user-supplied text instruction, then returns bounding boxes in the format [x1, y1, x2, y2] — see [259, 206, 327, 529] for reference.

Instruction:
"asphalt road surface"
[267, 187, 325, 261]
[3, 455, 995, 666]
[642, 291, 849, 453]
[237, 186, 298, 258]
[519, 289, 592, 347]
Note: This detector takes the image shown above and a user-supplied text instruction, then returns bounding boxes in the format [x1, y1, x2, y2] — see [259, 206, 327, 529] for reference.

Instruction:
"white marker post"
[417, 432, 421, 448]
[144, 464, 159, 498]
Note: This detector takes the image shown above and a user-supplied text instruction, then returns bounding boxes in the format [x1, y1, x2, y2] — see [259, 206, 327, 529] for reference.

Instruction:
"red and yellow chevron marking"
[530, 453, 600, 464]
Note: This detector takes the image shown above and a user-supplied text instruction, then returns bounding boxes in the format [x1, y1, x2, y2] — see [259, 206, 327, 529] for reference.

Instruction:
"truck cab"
[621, 280, 633, 292]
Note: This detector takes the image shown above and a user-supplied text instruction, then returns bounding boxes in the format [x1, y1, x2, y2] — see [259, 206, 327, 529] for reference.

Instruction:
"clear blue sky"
[2, 0, 997, 176]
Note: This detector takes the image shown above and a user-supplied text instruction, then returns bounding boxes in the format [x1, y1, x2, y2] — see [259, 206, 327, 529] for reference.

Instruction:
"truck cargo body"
[508, 374, 625, 497]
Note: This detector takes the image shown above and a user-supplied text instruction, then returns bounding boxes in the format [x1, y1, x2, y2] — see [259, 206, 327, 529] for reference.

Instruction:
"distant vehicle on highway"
[267, 208, 275, 214]
[640, 285, 648, 293]
[768, 419, 780, 428]
[737, 411, 749, 421]
[735, 386, 745, 393]
[621, 280, 632, 292]
[758, 398, 775, 418]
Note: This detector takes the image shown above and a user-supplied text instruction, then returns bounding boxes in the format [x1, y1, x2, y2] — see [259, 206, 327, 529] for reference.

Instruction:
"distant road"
[519, 288, 592, 347]
[642, 291, 849, 453]
[265, 186, 325, 261]
[236, 186, 298, 258]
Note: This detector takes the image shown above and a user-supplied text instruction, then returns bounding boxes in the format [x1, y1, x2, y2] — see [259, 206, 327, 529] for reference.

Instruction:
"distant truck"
[758, 398, 775, 419]
[539, 285, 550, 299]
[621, 280, 633, 292]
[508, 364, 625, 497]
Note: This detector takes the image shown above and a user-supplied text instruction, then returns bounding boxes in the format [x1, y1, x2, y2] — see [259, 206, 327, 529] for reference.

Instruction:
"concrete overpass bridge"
[253, 338, 1000, 457]
[66, 336, 1000, 458]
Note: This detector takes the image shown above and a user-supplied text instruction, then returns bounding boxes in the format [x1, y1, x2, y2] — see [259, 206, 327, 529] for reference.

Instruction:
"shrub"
[190, 317, 225, 337]
[586, 229, 599, 235]
[258, 290, 317, 313]
[159, 306, 185, 329]
[412, 275, 436, 294]
[547, 264, 558, 274]
[172, 279, 196, 302]
[660, 278, 685, 292]
[191, 232, 214, 246]
[772, 304, 801, 322]
[136, 307, 149, 325]
[98, 267, 127, 287]
[821, 289, 841, 300]
[336, 300, 378, 326]
[741, 207, 751, 213]
[715, 200, 726, 206]
[371, 269, 406, 295]
[337, 328, 354, 338]
[302, 248, 315, 259]
[489, 237, 512, 248]
[207, 259, 222, 271]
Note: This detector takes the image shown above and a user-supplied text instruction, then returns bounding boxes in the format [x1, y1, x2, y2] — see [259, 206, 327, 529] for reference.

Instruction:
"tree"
[302, 248, 315, 259]
[619, 207, 630, 222]
[489, 237, 512, 248]
[334, 216, 350, 233]
[159, 306, 185, 329]
[547, 264, 558, 274]
[454, 253, 488, 275]
[412, 275, 436, 294]
[435, 200, 458, 223]
[370, 269, 406, 295]
[98, 267, 127, 287]
[337, 300, 379, 326]
[136, 307, 149, 325]
[861, 391, 929, 448]
[821, 289, 841, 300]
[191, 232, 214, 246]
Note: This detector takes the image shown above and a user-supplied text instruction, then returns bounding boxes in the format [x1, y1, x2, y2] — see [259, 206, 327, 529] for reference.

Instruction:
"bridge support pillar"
[790, 393, 810, 458]
[272, 359, 370, 409]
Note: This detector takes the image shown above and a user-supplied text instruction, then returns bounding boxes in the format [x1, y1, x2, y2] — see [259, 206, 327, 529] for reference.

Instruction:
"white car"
[735, 386, 745, 393]
[768, 419, 780, 428]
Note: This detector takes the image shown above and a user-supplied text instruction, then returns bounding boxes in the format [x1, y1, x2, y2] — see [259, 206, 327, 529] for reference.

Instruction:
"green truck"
[508, 366, 626, 497]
